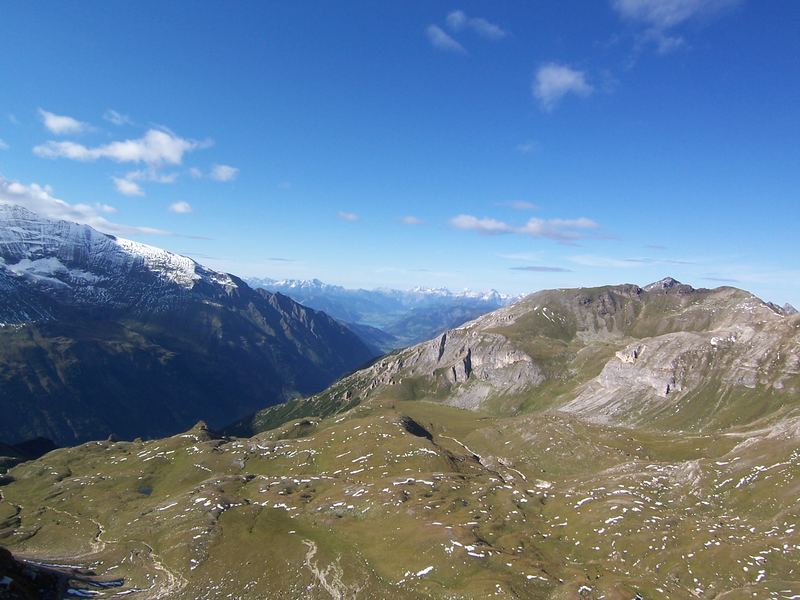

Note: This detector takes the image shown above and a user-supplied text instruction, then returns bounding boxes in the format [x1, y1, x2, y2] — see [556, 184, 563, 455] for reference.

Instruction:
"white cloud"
[451, 214, 601, 241]
[189, 167, 203, 179]
[533, 64, 594, 111]
[446, 10, 508, 39]
[34, 128, 206, 166]
[449, 214, 513, 235]
[103, 109, 133, 126]
[0, 139, 8, 150]
[612, 0, 740, 54]
[612, 0, 739, 29]
[112, 176, 144, 197]
[169, 201, 192, 214]
[338, 211, 359, 222]
[426, 25, 466, 54]
[519, 217, 599, 241]
[399, 215, 423, 225]
[0, 175, 169, 236]
[111, 168, 179, 197]
[210, 164, 239, 182]
[38, 108, 89, 135]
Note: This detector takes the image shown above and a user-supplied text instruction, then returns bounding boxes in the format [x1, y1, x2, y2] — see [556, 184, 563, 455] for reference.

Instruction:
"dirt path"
[302, 539, 362, 600]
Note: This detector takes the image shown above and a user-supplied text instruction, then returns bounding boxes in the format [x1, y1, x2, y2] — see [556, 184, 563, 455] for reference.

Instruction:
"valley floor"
[1, 400, 799, 599]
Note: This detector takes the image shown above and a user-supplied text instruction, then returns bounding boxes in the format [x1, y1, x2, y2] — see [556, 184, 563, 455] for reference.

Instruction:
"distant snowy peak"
[408, 286, 514, 303]
[0, 203, 236, 292]
[252, 276, 516, 304]
[247, 277, 344, 293]
[0, 204, 243, 325]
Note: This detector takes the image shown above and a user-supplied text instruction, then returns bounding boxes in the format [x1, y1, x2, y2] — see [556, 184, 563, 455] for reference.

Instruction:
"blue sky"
[1, 1, 798, 305]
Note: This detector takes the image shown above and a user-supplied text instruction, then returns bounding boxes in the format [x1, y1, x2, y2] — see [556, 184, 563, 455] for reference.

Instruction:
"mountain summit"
[248, 276, 518, 350]
[238, 279, 800, 435]
[0, 204, 376, 445]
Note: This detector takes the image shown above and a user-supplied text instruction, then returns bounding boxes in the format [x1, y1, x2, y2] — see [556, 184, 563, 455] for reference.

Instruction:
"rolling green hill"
[1, 279, 798, 598]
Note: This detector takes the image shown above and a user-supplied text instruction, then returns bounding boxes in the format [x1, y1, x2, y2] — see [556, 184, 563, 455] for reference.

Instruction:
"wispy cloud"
[0, 176, 170, 236]
[38, 108, 89, 135]
[516, 140, 539, 154]
[510, 266, 572, 272]
[612, 0, 740, 29]
[533, 64, 594, 111]
[34, 128, 208, 166]
[570, 254, 692, 268]
[499, 200, 538, 211]
[210, 164, 239, 182]
[446, 10, 508, 40]
[703, 275, 740, 283]
[125, 167, 179, 184]
[426, 25, 466, 54]
[169, 201, 192, 214]
[0, 139, 8, 150]
[450, 214, 601, 242]
[111, 167, 179, 197]
[611, 0, 741, 54]
[338, 211, 359, 222]
[498, 251, 543, 262]
[112, 176, 144, 197]
[450, 214, 513, 235]
[399, 215, 423, 225]
[624, 256, 694, 265]
[103, 109, 133, 126]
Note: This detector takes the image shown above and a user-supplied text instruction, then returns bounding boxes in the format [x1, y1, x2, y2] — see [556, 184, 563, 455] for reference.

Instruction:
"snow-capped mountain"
[247, 277, 520, 349]
[0, 203, 240, 323]
[0, 204, 376, 446]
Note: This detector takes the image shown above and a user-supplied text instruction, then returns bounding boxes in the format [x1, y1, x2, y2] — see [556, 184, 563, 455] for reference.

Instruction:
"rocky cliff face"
[240, 278, 800, 435]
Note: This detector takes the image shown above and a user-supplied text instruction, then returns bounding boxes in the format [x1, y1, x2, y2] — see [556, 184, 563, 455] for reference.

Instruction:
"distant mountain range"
[235, 276, 800, 436]
[4, 277, 799, 598]
[247, 277, 519, 351]
[0, 204, 376, 446]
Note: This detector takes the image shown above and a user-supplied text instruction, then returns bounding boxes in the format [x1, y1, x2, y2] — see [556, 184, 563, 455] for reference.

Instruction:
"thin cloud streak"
[426, 25, 466, 54]
[510, 266, 572, 272]
[446, 10, 508, 40]
[450, 214, 601, 242]
[338, 211, 359, 222]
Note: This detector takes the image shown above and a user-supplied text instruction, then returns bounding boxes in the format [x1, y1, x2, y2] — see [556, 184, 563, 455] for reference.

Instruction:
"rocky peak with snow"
[643, 276, 683, 291]
[0, 204, 377, 445]
[0, 203, 240, 323]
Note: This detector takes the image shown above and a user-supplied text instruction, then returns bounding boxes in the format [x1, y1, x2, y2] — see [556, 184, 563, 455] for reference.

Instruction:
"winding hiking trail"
[141, 541, 189, 599]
